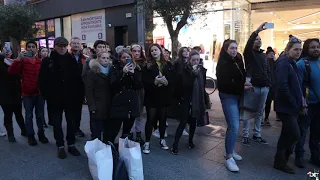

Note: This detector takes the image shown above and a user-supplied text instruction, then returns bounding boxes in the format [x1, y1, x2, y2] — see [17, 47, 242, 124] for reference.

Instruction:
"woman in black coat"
[104, 48, 143, 144]
[171, 50, 207, 155]
[84, 51, 112, 141]
[142, 44, 175, 154]
[0, 52, 26, 142]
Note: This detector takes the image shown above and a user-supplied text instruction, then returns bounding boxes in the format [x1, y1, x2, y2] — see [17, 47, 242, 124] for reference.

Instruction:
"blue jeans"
[295, 102, 320, 158]
[242, 86, 269, 138]
[23, 96, 45, 137]
[219, 92, 240, 155]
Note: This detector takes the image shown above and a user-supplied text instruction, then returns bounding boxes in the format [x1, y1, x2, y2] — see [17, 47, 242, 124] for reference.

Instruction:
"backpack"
[304, 59, 320, 100]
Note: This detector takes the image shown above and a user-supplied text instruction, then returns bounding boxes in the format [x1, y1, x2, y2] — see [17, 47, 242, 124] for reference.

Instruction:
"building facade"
[27, 0, 144, 49]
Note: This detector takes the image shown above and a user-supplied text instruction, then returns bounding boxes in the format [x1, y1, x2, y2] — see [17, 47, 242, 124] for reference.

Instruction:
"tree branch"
[164, 15, 175, 36]
[175, 10, 190, 33]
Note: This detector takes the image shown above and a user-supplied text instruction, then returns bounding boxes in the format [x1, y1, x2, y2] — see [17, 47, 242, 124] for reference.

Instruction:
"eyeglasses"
[289, 37, 302, 43]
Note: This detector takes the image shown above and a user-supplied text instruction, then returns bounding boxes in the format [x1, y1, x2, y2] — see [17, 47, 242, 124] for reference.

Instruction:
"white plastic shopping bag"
[118, 138, 144, 180]
[84, 139, 113, 180]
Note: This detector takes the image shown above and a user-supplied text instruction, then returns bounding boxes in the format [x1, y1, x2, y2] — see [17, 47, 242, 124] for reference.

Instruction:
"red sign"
[155, 37, 164, 46]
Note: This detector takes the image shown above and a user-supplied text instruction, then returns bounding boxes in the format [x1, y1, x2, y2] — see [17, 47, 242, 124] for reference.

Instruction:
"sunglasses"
[290, 37, 302, 43]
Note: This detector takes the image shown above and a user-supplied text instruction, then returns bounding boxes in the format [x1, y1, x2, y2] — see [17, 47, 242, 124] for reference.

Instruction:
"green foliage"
[0, 3, 39, 42]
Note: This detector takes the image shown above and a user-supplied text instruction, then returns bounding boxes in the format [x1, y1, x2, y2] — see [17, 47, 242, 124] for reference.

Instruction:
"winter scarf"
[191, 69, 205, 120]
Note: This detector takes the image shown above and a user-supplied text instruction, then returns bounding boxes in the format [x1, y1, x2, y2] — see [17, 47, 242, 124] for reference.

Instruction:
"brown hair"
[146, 43, 166, 64]
[178, 47, 189, 59]
[188, 50, 200, 61]
[218, 39, 237, 61]
[118, 48, 132, 59]
[130, 44, 146, 60]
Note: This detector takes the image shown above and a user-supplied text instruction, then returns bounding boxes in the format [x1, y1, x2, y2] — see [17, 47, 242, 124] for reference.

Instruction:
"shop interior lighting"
[288, 11, 320, 24]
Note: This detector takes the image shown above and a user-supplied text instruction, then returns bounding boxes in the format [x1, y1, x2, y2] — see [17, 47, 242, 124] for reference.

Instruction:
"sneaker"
[183, 129, 189, 136]
[264, 119, 271, 126]
[242, 137, 250, 147]
[273, 163, 295, 174]
[75, 129, 85, 137]
[171, 147, 179, 155]
[28, 136, 38, 146]
[152, 129, 160, 138]
[57, 147, 67, 159]
[38, 134, 49, 144]
[232, 152, 243, 161]
[143, 142, 150, 154]
[160, 139, 169, 150]
[68, 146, 80, 156]
[188, 141, 195, 149]
[225, 157, 239, 172]
[252, 135, 268, 145]
[0, 131, 6, 137]
[295, 157, 305, 168]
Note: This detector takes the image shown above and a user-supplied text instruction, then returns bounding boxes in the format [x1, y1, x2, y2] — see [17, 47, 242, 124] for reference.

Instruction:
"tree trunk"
[170, 34, 179, 61]
[10, 37, 20, 58]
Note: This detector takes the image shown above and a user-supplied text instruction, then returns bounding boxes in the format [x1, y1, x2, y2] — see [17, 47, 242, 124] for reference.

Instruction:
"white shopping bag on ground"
[84, 139, 113, 180]
[119, 138, 144, 180]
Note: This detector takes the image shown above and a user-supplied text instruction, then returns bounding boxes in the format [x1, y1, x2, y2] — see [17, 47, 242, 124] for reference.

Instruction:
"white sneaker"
[225, 157, 239, 172]
[143, 142, 150, 154]
[160, 139, 169, 150]
[182, 129, 189, 136]
[232, 152, 242, 161]
[152, 129, 160, 138]
[164, 131, 168, 138]
[0, 131, 6, 137]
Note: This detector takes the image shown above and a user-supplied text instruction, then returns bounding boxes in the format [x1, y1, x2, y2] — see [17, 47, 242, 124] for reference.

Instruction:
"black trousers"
[74, 103, 82, 131]
[91, 115, 105, 141]
[104, 117, 135, 144]
[275, 112, 300, 165]
[173, 114, 196, 148]
[145, 107, 167, 142]
[50, 104, 76, 147]
[1, 104, 25, 135]
[265, 99, 273, 120]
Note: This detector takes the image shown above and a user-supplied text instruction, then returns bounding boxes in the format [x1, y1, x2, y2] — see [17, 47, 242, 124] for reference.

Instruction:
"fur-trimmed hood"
[89, 59, 101, 73]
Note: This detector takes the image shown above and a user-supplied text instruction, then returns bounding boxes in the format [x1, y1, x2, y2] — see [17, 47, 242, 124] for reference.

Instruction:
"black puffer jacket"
[216, 53, 246, 95]
[109, 60, 143, 119]
[243, 32, 271, 87]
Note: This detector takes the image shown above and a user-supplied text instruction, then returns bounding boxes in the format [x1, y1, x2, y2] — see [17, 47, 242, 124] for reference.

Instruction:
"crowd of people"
[217, 22, 320, 173]
[0, 21, 319, 175]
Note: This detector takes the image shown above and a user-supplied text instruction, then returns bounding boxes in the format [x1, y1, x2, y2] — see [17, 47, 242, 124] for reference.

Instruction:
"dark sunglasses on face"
[290, 37, 302, 43]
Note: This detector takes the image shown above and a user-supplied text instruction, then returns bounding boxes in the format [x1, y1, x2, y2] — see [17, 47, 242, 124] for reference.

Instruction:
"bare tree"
[144, 0, 210, 59]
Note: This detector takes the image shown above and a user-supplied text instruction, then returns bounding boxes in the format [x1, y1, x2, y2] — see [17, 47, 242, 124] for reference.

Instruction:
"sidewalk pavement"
[0, 93, 318, 180]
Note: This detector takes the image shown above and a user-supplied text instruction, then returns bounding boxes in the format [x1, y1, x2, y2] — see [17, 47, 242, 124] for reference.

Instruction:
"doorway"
[114, 26, 128, 47]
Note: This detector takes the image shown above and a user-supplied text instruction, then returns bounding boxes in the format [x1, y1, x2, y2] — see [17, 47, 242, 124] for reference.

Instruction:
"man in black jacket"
[241, 22, 271, 146]
[39, 37, 83, 159]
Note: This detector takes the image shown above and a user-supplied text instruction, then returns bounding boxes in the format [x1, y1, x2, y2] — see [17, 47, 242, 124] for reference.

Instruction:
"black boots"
[274, 154, 295, 174]
[5, 126, 16, 143]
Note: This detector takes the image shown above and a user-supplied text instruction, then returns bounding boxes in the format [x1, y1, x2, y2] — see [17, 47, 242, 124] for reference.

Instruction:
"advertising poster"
[71, 10, 106, 44]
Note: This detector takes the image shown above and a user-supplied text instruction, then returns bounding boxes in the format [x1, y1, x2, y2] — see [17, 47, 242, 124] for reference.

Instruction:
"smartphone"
[265, 23, 274, 29]
[25, 51, 34, 57]
[126, 58, 133, 64]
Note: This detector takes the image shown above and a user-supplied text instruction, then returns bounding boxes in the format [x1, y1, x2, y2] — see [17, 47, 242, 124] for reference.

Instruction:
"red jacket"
[8, 57, 42, 96]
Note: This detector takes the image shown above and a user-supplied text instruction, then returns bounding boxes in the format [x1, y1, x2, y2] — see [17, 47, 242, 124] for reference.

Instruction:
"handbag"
[240, 90, 261, 112]
[197, 111, 210, 127]
[107, 141, 130, 180]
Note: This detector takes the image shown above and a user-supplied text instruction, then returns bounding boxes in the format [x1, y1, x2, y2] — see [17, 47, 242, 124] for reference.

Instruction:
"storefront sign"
[71, 10, 106, 44]
[155, 37, 165, 46]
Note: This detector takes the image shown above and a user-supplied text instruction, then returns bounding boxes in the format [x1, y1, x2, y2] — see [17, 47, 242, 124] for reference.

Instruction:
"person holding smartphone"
[142, 44, 175, 154]
[103, 48, 143, 144]
[8, 41, 49, 146]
